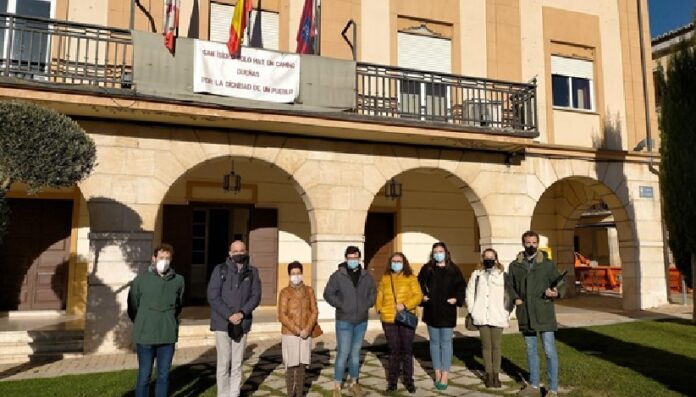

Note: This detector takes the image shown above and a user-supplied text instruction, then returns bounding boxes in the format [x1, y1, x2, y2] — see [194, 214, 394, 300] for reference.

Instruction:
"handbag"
[311, 323, 323, 338]
[390, 275, 419, 329]
[465, 275, 480, 331]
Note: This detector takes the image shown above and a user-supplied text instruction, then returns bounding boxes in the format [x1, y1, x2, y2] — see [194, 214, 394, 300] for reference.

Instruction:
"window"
[397, 31, 452, 121]
[209, 2, 279, 51]
[551, 55, 594, 111]
[0, 0, 55, 78]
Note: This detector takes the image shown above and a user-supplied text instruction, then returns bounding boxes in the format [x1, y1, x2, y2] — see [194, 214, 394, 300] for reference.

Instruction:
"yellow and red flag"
[227, 0, 253, 58]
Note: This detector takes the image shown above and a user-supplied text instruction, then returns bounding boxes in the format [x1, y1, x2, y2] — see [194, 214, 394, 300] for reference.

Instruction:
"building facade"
[0, 0, 667, 354]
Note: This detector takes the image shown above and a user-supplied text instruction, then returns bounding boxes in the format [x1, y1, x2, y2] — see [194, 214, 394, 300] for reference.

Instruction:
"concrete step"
[0, 330, 83, 364]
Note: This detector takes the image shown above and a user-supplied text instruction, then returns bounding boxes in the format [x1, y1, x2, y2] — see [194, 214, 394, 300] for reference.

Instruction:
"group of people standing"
[126, 230, 565, 397]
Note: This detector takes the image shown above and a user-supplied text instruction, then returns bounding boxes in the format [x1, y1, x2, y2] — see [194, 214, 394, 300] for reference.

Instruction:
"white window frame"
[551, 55, 595, 112]
[396, 32, 453, 121]
[0, 0, 56, 77]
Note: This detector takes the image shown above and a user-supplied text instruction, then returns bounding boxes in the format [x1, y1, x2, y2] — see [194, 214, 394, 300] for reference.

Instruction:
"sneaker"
[546, 391, 559, 397]
[350, 382, 366, 397]
[405, 383, 416, 394]
[517, 384, 540, 396]
[386, 383, 397, 392]
[436, 382, 449, 391]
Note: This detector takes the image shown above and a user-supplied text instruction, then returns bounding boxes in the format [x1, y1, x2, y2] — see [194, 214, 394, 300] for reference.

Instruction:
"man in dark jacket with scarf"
[127, 243, 185, 397]
[508, 230, 565, 397]
[323, 245, 376, 397]
[207, 240, 262, 397]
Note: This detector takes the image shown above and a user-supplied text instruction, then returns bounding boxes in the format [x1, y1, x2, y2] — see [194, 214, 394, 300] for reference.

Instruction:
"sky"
[648, 0, 696, 38]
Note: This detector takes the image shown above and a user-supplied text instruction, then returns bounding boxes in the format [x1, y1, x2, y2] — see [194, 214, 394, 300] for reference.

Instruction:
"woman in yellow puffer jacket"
[375, 252, 423, 394]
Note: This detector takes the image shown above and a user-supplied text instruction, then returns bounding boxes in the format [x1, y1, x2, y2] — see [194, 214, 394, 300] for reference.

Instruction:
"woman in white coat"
[465, 248, 512, 388]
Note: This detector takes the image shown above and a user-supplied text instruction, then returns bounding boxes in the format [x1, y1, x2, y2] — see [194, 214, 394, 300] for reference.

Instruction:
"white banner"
[193, 40, 300, 103]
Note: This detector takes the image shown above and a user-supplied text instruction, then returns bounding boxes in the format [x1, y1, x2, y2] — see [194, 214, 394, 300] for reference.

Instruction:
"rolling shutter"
[209, 2, 279, 51]
[397, 32, 452, 74]
[551, 55, 593, 79]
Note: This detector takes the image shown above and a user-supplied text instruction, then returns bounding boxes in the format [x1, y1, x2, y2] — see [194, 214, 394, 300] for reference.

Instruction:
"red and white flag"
[163, 0, 180, 54]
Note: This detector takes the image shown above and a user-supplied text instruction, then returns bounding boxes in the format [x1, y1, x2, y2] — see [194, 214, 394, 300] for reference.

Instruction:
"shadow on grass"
[555, 319, 696, 396]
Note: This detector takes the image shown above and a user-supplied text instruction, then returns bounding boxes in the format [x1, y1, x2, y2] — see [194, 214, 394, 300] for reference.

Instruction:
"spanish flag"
[227, 0, 253, 58]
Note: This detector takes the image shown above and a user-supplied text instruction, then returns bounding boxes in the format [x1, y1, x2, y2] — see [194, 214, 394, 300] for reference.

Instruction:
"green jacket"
[508, 252, 565, 333]
[127, 267, 185, 345]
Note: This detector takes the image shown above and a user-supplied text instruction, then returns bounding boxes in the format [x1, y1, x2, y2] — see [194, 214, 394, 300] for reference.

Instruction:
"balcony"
[356, 63, 538, 134]
[0, 14, 538, 137]
[0, 13, 132, 89]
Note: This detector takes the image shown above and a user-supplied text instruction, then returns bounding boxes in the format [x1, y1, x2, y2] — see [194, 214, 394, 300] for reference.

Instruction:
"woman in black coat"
[417, 241, 466, 391]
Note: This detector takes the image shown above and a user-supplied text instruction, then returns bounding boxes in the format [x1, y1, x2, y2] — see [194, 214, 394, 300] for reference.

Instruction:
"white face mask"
[290, 274, 303, 285]
[156, 259, 170, 274]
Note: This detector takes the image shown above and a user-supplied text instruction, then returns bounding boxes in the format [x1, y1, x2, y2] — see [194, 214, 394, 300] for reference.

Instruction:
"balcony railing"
[356, 63, 538, 133]
[0, 13, 132, 89]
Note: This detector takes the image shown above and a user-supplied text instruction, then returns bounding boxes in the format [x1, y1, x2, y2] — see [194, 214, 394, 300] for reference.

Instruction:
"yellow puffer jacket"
[375, 272, 423, 323]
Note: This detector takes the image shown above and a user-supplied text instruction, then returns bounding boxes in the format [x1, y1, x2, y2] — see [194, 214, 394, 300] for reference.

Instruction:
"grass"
[0, 319, 693, 397]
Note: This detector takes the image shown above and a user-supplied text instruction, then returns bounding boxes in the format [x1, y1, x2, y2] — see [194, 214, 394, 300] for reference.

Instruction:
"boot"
[286, 366, 297, 396]
[484, 373, 493, 388]
[294, 365, 306, 396]
[492, 372, 502, 388]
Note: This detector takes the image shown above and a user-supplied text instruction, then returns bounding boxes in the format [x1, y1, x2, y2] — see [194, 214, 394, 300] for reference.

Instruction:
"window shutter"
[551, 55, 593, 79]
[397, 32, 452, 74]
[209, 2, 279, 51]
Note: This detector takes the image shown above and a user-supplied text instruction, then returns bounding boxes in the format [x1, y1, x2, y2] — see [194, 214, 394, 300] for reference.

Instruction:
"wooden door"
[0, 199, 71, 311]
[249, 208, 278, 306]
[364, 212, 396, 279]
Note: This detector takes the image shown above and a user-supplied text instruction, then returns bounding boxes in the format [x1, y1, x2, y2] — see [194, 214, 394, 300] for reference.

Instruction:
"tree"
[659, 40, 696, 321]
[0, 101, 96, 241]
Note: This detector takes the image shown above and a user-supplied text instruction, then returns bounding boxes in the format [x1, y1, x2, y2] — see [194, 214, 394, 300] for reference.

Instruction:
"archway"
[364, 167, 489, 280]
[530, 176, 635, 304]
[156, 156, 315, 307]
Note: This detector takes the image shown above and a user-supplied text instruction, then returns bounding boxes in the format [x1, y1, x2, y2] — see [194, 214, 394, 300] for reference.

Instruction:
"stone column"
[311, 234, 364, 320]
[83, 232, 153, 353]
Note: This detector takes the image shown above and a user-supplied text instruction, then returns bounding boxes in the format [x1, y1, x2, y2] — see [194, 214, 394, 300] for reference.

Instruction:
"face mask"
[231, 254, 249, 265]
[290, 275, 303, 285]
[346, 259, 360, 270]
[433, 252, 446, 263]
[483, 259, 496, 269]
[391, 262, 403, 273]
[155, 259, 170, 274]
[525, 246, 537, 256]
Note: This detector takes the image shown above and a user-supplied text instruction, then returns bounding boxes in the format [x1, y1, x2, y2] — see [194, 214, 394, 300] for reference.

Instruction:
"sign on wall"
[193, 40, 300, 103]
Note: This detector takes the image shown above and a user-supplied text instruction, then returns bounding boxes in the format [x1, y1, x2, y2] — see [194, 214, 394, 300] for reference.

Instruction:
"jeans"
[523, 331, 559, 392]
[382, 322, 416, 385]
[334, 320, 368, 383]
[135, 343, 175, 397]
[427, 326, 454, 372]
[215, 331, 248, 397]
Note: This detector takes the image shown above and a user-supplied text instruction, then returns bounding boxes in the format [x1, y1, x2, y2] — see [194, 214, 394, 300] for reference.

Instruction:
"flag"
[296, 0, 315, 54]
[249, 0, 264, 48]
[227, 0, 253, 57]
[163, 0, 180, 53]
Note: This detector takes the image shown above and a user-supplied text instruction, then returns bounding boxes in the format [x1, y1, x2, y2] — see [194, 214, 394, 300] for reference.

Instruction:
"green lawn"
[0, 319, 693, 397]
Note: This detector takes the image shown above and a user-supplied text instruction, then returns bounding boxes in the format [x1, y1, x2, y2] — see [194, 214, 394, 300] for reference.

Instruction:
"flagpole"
[315, 0, 321, 55]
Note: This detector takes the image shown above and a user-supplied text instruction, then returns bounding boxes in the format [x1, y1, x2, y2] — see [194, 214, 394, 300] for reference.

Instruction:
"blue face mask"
[433, 252, 446, 263]
[347, 259, 360, 270]
[391, 262, 403, 273]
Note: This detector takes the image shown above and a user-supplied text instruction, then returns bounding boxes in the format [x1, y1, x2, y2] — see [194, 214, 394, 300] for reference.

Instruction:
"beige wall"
[486, 0, 521, 82]
[460, 0, 488, 78]
[360, 0, 390, 64]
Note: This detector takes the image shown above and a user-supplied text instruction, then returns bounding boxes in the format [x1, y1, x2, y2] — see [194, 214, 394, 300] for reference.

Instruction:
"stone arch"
[530, 175, 637, 307]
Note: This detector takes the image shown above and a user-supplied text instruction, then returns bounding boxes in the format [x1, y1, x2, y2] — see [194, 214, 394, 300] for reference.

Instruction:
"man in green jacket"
[508, 231, 565, 397]
[127, 243, 185, 397]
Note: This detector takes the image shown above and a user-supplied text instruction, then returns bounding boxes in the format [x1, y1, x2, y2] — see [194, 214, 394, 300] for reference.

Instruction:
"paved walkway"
[0, 295, 691, 397]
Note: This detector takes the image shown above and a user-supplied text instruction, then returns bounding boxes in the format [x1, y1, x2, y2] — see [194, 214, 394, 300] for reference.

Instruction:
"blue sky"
[649, 0, 695, 38]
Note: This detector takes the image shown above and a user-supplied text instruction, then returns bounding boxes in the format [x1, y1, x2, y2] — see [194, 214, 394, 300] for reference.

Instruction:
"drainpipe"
[636, 0, 676, 303]
[130, 0, 136, 30]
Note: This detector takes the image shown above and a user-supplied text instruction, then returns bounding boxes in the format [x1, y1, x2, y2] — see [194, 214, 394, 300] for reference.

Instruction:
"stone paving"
[0, 295, 691, 396]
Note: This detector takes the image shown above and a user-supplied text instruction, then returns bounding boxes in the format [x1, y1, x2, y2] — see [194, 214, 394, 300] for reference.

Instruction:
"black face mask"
[231, 254, 249, 265]
[525, 246, 537, 256]
[483, 259, 496, 269]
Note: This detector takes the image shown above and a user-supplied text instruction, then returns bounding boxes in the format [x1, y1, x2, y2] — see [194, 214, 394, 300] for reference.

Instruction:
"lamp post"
[223, 161, 242, 194]
[384, 178, 402, 200]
